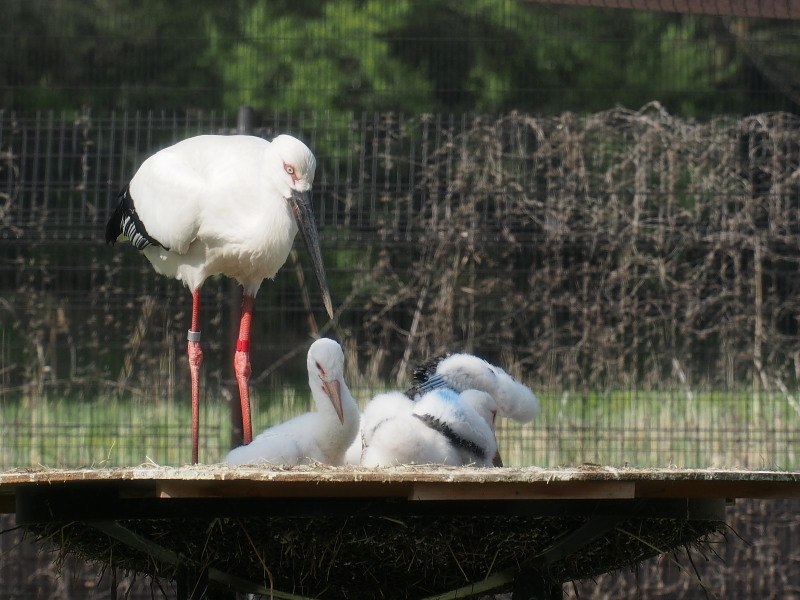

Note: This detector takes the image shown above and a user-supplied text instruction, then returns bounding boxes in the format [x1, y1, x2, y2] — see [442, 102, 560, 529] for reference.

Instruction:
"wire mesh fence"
[1, 106, 800, 469]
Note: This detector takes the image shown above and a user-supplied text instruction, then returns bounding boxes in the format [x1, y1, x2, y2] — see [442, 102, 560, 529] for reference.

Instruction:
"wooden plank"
[156, 479, 413, 500]
[158, 479, 638, 501]
[2, 465, 799, 485]
[634, 479, 800, 499]
[410, 480, 636, 501]
[3, 467, 800, 502]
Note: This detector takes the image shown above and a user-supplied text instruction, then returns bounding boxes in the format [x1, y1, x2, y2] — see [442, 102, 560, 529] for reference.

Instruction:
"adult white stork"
[224, 338, 359, 466]
[105, 134, 334, 463]
[408, 353, 539, 423]
[359, 388, 499, 468]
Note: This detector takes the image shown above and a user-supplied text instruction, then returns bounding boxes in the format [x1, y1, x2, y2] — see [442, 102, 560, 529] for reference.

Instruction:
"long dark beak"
[291, 189, 334, 319]
[323, 380, 345, 424]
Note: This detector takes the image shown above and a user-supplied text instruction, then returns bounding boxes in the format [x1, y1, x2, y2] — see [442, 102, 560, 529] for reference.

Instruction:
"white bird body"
[410, 353, 539, 423]
[458, 389, 502, 466]
[344, 391, 413, 465]
[225, 338, 359, 466]
[225, 412, 334, 466]
[460, 389, 498, 435]
[359, 388, 498, 467]
[360, 414, 459, 467]
[130, 135, 310, 295]
[343, 433, 362, 465]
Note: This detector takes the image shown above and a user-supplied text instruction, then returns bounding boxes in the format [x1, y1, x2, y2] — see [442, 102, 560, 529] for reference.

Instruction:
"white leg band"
[187, 330, 201, 342]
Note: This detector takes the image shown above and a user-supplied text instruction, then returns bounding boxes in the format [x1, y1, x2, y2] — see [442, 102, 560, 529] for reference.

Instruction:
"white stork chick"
[460, 389, 503, 467]
[360, 388, 498, 468]
[343, 391, 413, 465]
[409, 354, 539, 423]
[224, 338, 359, 467]
[105, 134, 334, 464]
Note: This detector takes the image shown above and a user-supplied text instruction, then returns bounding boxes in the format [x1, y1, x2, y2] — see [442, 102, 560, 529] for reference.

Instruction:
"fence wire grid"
[0, 106, 799, 470]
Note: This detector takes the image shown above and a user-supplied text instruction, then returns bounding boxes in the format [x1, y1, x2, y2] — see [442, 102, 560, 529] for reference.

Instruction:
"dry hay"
[27, 514, 723, 599]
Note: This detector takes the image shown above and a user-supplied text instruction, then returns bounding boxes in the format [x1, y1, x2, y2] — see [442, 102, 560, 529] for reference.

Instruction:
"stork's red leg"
[188, 289, 203, 464]
[234, 294, 254, 444]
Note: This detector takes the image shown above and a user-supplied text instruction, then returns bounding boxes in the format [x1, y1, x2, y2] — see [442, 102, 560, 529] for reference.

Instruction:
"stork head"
[460, 389, 498, 431]
[307, 338, 346, 424]
[270, 135, 334, 320]
[411, 353, 539, 423]
[271, 135, 317, 193]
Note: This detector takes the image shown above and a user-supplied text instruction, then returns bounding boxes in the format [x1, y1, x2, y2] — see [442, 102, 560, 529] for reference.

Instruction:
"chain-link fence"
[1, 106, 800, 469]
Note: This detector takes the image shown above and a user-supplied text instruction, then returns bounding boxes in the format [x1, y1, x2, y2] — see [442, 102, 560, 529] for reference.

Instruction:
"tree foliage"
[208, 0, 433, 114]
[1, 0, 796, 117]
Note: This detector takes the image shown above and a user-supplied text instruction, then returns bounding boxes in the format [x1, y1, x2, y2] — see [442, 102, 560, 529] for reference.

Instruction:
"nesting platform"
[2, 466, 799, 599]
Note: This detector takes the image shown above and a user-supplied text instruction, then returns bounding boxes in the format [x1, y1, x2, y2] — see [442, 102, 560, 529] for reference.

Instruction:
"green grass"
[498, 389, 800, 470]
[1, 387, 798, 470]
[1, 397, 225, 468]
[0, 387, 312, 468]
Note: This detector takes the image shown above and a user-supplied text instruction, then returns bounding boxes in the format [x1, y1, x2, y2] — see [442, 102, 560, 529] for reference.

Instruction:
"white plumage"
[410, 353, 539, 422]
[119, 135, 324, 296]
[344, 391, 413, 465]
[224, 338, 359, 466]
[347, 388, 499, 466]
[460, 389, 503, 466]
[359, 388, 498, 468]
[444, 390, 503, 467]
[460, 389, 498, 433]
[106, 134, 333, 463]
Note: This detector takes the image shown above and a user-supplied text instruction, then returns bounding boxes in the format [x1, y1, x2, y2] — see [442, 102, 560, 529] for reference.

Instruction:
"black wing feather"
[105, 184, 168, 250]
[406, 354, 450, 398]
[412, 412, 487, 462]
